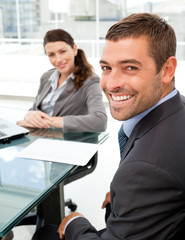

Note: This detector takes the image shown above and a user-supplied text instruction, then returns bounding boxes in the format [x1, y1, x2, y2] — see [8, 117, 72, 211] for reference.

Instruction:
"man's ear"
[162, 56, 177, 84]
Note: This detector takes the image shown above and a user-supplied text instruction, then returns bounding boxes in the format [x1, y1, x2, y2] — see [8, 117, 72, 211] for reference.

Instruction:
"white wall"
[0, 55, 185, 98]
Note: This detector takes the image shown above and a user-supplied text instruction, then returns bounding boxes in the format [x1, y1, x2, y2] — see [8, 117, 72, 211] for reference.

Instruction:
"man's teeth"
[112, 95, 132, 101]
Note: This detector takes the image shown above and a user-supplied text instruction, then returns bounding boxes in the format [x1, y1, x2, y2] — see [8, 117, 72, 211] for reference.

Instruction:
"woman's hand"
[17, 110, 52, 128]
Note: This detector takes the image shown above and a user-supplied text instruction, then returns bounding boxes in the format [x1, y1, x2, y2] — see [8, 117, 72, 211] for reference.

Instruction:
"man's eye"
[101, 66, 111, 71]
[48, 54, 54, 57]
[127, 66, 137, 71]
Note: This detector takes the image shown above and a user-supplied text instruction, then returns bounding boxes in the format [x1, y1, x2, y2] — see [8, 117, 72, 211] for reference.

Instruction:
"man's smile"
[110, 94, 133, 102]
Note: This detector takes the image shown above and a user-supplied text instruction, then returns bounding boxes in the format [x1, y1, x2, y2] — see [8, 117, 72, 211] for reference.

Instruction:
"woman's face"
[45, 41, 78, 77]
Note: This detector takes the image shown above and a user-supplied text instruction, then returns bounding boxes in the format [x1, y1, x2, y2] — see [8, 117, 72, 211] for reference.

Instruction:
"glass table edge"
[0, 164, 77, 238]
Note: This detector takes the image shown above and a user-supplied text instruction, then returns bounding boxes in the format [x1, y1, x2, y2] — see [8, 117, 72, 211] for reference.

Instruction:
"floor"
[0, 98, 122, 240]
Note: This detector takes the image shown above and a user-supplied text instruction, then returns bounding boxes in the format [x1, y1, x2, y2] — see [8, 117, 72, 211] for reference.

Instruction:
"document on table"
[16, 138, 100, 166]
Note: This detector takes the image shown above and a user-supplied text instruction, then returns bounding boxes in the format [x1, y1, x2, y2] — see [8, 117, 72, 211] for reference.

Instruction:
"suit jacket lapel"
[121, 92, 183, 161]
[53, 80, 77, 116]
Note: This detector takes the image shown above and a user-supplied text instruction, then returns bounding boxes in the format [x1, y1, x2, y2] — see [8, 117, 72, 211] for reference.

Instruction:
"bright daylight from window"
[0, 0, 185, 97]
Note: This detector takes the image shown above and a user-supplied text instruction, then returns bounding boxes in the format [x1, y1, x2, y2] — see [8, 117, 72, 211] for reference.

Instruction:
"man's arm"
[58, 212, 84, 239]
[58, 161, 184, 240]
[62, 215, 102, 240]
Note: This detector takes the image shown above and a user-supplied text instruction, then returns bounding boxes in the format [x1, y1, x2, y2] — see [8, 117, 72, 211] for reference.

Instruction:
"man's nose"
[106, 69, 124, 91]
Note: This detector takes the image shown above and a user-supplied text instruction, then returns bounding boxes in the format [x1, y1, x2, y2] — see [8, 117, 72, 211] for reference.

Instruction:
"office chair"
[17, 152, 98, 230]
[17, 131, 102, 229]
[35, 152, 98, 229]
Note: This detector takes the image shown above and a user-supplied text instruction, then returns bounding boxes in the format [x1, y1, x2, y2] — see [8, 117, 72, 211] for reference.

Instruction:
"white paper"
[16, 138, 99, 166]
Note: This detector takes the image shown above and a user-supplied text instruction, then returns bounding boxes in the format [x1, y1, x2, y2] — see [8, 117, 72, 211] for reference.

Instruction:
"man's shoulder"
[180, 94, 185, 104]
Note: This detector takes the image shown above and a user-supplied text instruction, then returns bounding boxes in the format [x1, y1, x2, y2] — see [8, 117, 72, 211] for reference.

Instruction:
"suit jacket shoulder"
[65, 92, 185, 240]
[30, 69, 107, 132]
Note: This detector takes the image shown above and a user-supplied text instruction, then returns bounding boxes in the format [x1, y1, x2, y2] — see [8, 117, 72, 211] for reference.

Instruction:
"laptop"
[0, 118, 29, 143]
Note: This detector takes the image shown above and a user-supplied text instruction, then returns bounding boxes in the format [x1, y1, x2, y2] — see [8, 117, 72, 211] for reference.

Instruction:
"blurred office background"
[1, 0, 185, 239]
[0, 0, 185, 98]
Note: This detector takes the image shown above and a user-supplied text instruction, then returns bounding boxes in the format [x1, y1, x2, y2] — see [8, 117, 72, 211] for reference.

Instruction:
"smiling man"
[100, 36, 168, 121]
[32, 13, 185, 240]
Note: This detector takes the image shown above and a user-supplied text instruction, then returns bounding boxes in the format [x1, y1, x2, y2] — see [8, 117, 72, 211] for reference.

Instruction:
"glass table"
[0, 127, 108, 239]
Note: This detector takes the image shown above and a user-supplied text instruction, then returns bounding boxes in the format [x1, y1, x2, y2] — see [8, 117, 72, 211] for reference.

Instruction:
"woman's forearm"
[51, 116, 63, 128]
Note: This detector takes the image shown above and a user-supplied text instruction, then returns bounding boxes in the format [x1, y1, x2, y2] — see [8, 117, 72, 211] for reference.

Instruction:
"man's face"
[100, 36, 166, 121]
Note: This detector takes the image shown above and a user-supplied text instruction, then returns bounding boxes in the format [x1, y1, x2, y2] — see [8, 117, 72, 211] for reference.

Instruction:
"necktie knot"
[118, 124, 128, 158]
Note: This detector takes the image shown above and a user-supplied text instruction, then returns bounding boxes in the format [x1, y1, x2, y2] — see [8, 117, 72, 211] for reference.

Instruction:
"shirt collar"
[49, 69, 74, 89]
[124, 88, 177, 137]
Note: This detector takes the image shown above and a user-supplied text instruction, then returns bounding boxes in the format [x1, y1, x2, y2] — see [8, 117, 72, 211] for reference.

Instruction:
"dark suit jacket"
[65, 92, 185, 240]
[30, 69, 107, 132]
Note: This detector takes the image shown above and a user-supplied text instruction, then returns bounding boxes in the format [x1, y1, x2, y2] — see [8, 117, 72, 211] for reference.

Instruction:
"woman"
[17, 29, 107, 132]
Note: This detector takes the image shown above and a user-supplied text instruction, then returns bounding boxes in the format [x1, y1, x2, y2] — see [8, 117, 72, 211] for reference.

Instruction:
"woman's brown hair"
[43, 29, 94, 89]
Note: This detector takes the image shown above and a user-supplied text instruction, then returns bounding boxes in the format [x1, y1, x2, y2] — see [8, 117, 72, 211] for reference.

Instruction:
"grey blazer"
[65, 92, 185, 240]
[30, 69, 107, 132]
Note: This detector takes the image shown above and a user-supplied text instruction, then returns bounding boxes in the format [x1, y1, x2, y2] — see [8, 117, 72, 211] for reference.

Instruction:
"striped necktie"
[118, 124, 128, 158]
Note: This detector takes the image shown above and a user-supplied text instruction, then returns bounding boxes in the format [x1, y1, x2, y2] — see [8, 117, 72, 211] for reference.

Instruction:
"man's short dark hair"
[106, 13, 176, 73]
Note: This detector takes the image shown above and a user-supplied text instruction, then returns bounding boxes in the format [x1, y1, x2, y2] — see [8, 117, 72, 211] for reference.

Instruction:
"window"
[0, 0, 185, 97]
